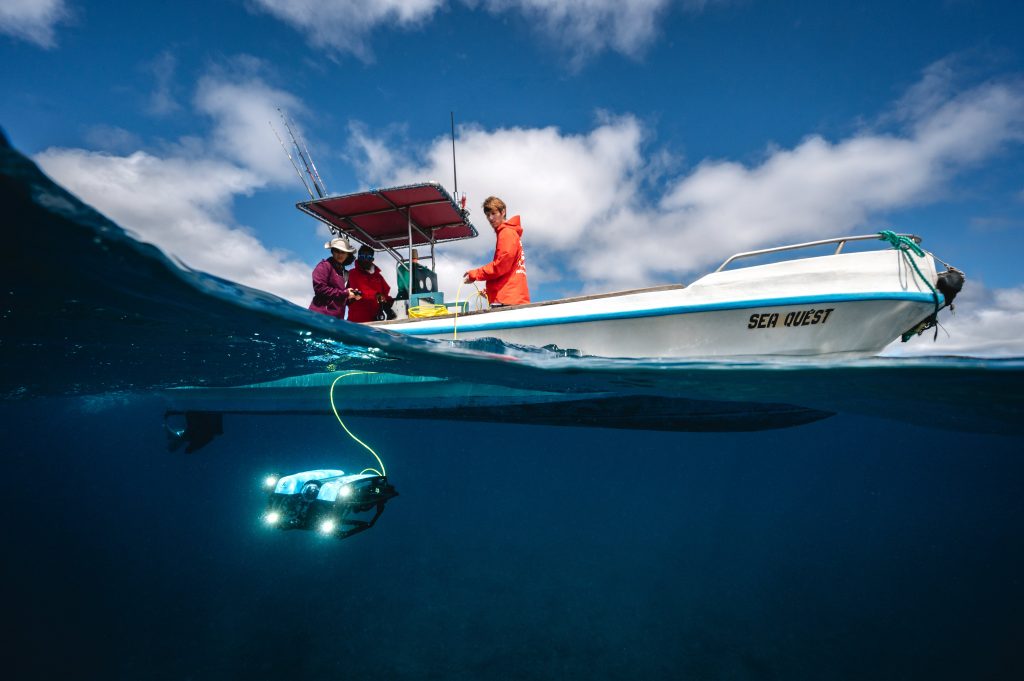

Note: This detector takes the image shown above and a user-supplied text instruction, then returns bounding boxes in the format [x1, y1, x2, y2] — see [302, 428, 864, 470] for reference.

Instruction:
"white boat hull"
[373, 249, 945, 359]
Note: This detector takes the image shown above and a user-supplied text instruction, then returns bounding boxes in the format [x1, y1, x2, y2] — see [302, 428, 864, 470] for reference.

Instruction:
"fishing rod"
[280, 109, 324, 199]
[270, 120, 314, 199]
[297, 127, 327, 198]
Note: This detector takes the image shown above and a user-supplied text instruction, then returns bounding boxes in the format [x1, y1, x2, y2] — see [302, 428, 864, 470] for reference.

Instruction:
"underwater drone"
[262, 469, 398, 540]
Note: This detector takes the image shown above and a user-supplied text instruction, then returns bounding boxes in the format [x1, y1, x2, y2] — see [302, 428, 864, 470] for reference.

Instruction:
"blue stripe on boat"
[391, 291, 943, 336]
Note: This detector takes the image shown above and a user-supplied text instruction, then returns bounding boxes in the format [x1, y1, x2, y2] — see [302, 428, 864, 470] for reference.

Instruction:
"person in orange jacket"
[346, 245, 394, 322]
[463, 196, 530, 306]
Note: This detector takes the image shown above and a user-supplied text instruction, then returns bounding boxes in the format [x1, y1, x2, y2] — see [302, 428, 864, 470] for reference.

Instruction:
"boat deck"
[373, 283, 686, 326]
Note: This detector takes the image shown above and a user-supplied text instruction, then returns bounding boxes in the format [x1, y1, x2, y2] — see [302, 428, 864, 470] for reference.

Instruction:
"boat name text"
[747, 308, 834, 330]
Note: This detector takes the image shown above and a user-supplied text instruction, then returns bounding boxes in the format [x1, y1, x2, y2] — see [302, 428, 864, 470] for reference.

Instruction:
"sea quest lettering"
[747, 308, 834, 329]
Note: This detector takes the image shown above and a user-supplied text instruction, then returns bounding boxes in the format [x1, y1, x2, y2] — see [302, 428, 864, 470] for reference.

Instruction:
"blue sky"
[3, 0, 1024, 354]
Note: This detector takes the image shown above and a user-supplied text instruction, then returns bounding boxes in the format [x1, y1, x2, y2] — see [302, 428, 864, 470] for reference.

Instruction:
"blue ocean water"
[3, 131, 1023, 679]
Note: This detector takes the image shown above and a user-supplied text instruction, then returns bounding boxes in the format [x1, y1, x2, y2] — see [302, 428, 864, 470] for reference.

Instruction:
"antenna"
[450, 111, 458, 197]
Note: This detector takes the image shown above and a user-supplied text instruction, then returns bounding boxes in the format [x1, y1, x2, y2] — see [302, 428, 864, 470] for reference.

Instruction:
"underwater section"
[4, 395, 1023, 680]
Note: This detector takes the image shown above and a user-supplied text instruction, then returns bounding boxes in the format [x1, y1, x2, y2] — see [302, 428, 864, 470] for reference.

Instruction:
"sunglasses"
[357, 253, 375, 260]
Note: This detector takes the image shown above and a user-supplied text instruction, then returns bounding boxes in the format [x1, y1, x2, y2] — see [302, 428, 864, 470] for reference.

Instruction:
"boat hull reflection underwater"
[163, 371, 835, 447]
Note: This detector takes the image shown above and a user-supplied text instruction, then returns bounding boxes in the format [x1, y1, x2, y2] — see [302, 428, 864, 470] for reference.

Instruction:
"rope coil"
[408, 303, 449, 318]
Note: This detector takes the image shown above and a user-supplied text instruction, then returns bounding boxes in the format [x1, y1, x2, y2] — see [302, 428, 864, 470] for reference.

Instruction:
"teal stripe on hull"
[393, 291, 942, 336]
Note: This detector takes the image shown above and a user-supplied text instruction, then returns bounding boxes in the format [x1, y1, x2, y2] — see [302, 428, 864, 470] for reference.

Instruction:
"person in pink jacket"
[308, 236, 362, 319]
[463, 196, 530, 306]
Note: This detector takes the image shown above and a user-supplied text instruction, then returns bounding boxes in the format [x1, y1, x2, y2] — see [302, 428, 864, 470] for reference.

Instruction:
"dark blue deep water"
[3, 132, 1023, 680]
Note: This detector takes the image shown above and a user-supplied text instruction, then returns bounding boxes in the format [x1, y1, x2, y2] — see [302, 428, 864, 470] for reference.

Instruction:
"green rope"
[877, 230, 926, 258]
[877, 230, 940, 340]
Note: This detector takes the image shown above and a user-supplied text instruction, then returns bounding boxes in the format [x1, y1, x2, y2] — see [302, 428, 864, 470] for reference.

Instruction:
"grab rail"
[714, 233, 922, 272]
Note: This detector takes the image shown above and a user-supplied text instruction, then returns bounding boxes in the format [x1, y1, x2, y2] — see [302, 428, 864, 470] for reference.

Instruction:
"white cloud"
[145, 51, 181, 116]
[0, 0, 68, 48]
[347, 114, 648, 294]
[479, 0, 671, 66]
[249, 0, 445, 61]
[350, 115, 645, 249]
[194, 71, 304, 184]
[639, 82, 1024, 281]
[884, 281, 1024, 358]
[249, 0, 704, 64]
[34, 71, 316, 305]
[34, 148, 314, 305]
[83, 125, 143, 154]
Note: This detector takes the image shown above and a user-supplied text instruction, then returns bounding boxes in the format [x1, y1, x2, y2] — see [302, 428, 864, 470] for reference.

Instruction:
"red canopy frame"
[297, 182, 478, 269]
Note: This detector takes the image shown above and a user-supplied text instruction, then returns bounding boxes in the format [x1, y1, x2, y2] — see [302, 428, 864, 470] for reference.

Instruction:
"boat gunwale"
[376, 290, 943, 335]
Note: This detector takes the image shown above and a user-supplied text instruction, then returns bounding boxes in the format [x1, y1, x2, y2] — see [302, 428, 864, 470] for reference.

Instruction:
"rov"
[262, 469, 397, 540]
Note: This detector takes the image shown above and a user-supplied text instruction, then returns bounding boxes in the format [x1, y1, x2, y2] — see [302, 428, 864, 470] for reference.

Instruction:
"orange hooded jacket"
[466, 215, 530, 305]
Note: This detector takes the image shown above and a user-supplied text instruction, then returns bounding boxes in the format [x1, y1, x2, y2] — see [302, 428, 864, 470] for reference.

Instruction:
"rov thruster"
[262, 469, 398, 539]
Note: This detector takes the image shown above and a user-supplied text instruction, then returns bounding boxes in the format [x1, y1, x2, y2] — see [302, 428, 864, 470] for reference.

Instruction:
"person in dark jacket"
[347, 245, 394, 323]
[309, 236, 361, 319]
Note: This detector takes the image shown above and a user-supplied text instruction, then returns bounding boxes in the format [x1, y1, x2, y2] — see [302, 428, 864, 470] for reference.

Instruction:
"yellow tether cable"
[329, 371, 386, 477]
[452, 281, 488, 340]
[408, 303, 449, 318]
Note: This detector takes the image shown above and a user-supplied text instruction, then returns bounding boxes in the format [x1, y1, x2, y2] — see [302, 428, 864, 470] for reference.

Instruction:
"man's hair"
[482, 196, 506, 214]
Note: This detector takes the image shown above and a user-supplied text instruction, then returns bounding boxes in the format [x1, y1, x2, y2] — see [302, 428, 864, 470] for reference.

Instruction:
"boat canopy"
[296, 182, 478, 253]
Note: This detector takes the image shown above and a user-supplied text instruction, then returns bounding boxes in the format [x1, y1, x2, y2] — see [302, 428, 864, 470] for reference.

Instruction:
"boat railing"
[714, 233, 922, 272]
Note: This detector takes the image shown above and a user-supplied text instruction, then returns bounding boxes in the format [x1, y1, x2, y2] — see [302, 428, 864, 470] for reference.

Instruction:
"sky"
[2, 0, 1024, 356]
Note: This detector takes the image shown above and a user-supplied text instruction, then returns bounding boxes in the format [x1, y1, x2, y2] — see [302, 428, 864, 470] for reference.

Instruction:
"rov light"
[264, 475, 279, 489]
[265, 511, 281, 525]
[339, 484, 353, 498]
[320, 519, 336, 534]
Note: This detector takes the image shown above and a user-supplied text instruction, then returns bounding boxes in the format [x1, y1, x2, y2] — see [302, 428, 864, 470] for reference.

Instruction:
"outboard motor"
[900, 264, 967, 342]
[165, 411, 223, 453]
[936, 267, 965, 308]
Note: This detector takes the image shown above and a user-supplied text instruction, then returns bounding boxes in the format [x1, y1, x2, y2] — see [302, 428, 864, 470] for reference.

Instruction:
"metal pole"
[408, 210, 414, 311]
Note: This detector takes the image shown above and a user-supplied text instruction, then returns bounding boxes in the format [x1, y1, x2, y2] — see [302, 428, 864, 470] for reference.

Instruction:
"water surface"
[3, 132, 1022, 680]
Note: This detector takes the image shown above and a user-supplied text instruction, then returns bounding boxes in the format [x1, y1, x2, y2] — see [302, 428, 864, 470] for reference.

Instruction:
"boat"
[298, 182, 964, 359]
